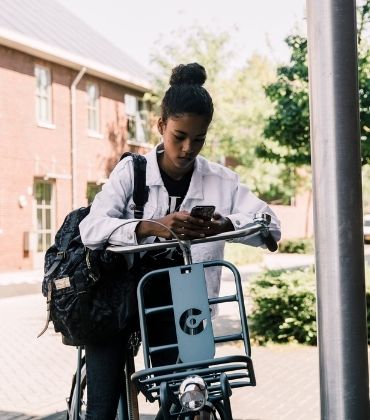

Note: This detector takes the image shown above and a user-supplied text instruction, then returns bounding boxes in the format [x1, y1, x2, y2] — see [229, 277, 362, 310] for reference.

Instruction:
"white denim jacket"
[79, 145, 281, 299]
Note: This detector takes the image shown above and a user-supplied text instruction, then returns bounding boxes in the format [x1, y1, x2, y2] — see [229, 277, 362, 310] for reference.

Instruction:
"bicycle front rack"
[132, 260, 256, 416]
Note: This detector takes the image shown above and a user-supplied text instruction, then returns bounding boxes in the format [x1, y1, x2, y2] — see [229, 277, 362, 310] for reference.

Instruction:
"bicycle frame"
[108, 218, 276, 419]
[69, 216, 277, 419]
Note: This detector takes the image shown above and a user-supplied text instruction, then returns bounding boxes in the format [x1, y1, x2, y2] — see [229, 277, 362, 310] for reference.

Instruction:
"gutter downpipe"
[307, 1, 369, 418]
[70, 67, 87, 210]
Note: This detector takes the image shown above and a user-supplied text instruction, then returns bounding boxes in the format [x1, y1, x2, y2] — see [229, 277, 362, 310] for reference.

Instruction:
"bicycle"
[67, 213, 278, 419]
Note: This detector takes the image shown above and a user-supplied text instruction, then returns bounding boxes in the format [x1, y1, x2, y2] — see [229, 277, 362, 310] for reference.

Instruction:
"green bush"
[248, 267, 317, 345]
[248, 265, 370, 346]
[278, 238, 314, 254]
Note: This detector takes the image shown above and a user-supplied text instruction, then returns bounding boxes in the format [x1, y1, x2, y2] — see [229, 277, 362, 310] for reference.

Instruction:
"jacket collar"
[145, 144, 206, 200]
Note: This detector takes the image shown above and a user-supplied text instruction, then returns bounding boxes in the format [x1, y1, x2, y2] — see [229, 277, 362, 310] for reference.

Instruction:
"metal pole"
[306, 1, 369, 419]
[70, 67, 86, 210]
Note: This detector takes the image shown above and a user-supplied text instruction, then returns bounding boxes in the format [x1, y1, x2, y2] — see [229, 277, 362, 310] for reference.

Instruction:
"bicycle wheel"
[124, 348, 140, 420]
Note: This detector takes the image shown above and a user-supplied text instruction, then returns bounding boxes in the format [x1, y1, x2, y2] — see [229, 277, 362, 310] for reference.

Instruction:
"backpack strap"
[44, 251, 67, 278]
[120, 152, 149, 219]
[120, 152, 149, 267]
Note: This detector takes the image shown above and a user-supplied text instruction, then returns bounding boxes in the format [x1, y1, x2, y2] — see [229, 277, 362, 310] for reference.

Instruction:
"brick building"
[0, 0, 152, 271]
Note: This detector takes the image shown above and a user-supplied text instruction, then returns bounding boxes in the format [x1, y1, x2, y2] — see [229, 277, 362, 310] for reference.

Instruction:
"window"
[35, 65, 52, 124]
[87, 82, 100, 133]
[34, 180, 54, 252]
[86, 183, 102, 205]
[125, 94, 148, 143]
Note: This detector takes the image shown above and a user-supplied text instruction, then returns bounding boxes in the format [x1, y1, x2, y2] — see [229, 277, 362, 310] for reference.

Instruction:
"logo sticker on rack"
[179, 308, 207, 335]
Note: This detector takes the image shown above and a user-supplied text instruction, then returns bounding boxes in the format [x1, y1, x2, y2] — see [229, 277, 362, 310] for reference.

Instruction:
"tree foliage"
[149, 26, 297, 203]
[259, 2, 370, 166]
[148, 25, 235, 156]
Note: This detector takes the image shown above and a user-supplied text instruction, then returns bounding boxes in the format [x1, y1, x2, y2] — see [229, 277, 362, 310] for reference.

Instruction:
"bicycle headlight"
[178, 375, 208, 411]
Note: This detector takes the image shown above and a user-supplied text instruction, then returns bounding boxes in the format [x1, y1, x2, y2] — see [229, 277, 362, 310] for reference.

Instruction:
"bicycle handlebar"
[106, 218, 278, 255]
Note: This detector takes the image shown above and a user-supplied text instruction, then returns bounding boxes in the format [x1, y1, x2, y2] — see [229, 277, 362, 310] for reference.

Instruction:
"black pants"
[85, 272, 177, 420]
[85, 332, 128, 420]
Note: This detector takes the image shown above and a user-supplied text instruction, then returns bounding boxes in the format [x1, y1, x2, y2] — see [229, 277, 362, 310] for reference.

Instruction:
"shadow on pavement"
[213, 313, 241, 337]
[0, 410, 40, 419]
[40, 412, 67, 419]
[0, 408, 262, 420]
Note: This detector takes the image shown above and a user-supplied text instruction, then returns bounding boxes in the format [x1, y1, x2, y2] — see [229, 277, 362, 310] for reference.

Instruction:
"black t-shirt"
[159, 166, 193, 214]
[142, 164, 193, 266]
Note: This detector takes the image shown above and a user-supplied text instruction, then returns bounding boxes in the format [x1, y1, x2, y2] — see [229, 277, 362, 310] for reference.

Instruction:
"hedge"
[278, 238, 314, 254]
[248, 265, 370, 345]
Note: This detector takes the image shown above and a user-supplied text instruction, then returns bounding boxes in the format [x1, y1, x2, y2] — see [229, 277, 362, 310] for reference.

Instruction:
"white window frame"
[124, 94, 148, 144]
[35, 65, 54, 127]
[87, 82, 101, 136]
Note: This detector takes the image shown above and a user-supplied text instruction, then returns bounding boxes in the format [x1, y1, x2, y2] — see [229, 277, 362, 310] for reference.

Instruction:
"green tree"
[148, 25, 234, 157]
[149, 26, 295, 202]
[259, 2, 370, 167]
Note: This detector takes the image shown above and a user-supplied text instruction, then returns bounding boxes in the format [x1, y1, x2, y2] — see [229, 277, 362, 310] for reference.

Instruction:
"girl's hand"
[136, 211, 211, 240]
[202, 212, 234, 237]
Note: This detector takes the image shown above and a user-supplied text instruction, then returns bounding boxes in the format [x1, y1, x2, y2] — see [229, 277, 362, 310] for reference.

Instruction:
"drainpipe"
[70, 67, 86, 210]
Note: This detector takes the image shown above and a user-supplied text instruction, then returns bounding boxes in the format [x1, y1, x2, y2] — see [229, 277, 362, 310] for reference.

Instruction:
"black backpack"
[38, 152, 149, 346]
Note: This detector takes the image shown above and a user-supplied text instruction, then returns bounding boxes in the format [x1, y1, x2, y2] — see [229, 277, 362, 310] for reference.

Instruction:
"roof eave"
[0, 27, 151, 93]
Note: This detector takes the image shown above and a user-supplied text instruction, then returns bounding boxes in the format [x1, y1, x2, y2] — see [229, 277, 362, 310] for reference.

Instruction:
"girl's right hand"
[136, 211, 209, 240]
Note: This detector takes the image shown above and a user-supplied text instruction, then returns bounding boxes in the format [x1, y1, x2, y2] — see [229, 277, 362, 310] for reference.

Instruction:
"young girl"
[80, 62, 281, 419]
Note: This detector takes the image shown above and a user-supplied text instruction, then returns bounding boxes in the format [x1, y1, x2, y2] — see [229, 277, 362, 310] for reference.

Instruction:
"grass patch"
[224, 242, 265, 266]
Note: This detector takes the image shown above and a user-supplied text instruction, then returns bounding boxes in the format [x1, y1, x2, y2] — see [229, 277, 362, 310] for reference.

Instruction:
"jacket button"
[235, 220, 241, 226]
[128, 234, 133, 240]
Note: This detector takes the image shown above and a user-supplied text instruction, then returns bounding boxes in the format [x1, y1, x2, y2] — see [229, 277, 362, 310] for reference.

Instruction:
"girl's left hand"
[201, 212, 234, 236]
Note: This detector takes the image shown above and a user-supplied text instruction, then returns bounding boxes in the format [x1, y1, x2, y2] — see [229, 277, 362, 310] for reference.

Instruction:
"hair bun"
[169, 63, 207, 86]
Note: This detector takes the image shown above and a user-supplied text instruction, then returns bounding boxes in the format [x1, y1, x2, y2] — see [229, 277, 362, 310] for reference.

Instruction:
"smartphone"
[190, 205, 215, 221]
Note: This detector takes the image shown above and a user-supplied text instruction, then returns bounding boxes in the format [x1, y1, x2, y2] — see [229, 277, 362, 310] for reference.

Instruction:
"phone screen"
[190, 205, 215, 221]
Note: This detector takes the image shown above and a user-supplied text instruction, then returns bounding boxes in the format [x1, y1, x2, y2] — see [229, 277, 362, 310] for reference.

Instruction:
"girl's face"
[158, 113, 209, 179]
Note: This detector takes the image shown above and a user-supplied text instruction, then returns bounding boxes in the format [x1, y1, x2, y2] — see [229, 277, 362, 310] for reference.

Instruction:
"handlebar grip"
[262, 231, 278, 252]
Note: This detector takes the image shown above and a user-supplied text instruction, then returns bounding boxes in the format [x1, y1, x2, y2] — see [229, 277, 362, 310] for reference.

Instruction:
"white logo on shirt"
[169, 196, 181, 213]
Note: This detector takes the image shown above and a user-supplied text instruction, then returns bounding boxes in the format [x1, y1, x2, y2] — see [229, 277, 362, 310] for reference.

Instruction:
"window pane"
[37, 234, 43, 252]
[35, 183, 44, 204]
[87, 84, 97, 104]
[135, 112, 146, 142]
[35, 66, 51, 123]
[39, 97, 49, 122]
[45, 209, 51, 229]
[88, 109, 97, 131]
[87, 83, 99, 131]
[37, 209, 43, 230]
[44, 184, 52, 204]
[127, 116, 136, 140]
[125, 94, 137, 116]
[45, 233, 52, 249]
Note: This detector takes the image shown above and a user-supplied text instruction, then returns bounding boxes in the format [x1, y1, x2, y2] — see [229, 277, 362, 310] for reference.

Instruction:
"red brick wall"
[0, 45, 150, 271]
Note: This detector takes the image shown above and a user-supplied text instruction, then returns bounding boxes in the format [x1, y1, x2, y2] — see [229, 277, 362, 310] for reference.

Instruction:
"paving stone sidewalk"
[0, 293, 322, 420]
[0, 250, 369, 420]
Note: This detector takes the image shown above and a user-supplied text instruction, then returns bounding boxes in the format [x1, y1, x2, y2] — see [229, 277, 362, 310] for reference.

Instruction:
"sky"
[61, 0, 307, 71]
